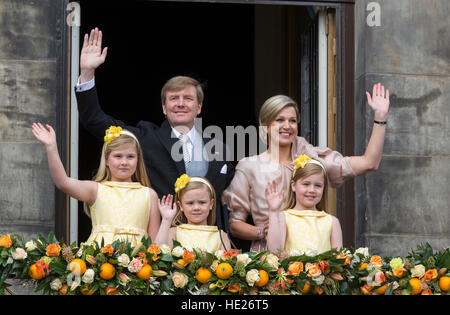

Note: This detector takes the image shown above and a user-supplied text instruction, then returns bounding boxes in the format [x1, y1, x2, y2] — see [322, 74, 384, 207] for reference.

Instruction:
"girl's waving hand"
[32, 123, 97, 205]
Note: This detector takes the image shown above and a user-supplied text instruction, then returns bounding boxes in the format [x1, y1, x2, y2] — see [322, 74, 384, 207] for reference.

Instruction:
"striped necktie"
[180, 134, 191, 168]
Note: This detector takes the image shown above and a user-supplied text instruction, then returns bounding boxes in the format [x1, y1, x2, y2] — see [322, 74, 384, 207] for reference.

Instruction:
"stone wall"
[354, 0, 450, 256]
[0, 0, 60, 293]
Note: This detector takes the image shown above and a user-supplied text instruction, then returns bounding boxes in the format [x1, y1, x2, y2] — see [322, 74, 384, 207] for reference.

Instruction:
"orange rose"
[423, 269, 438, 282]
[370, 255, 383, 268]
[305, 263, 322, 278]
[101, 244, 114, 257]
[288, 262, 304, 276]
[0, 234, 12, 249]
[183, 250, 196, 264]
[45, 243, 61, 257]
[337, 254, 350, 266]
[147, 244, 162, 261]
[393, 268, 405, 278]
[227, 283, 241, 293]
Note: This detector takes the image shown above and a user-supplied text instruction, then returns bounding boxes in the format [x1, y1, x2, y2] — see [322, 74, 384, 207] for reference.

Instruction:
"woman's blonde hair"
[173, 178, 216, 226]
[282, 162, 328, 212]
[84, 130, 151, 217]
[258, 95, 300, 144]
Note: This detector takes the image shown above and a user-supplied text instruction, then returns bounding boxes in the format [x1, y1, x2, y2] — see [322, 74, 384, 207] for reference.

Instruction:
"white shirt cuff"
[75, 76, 95, 92]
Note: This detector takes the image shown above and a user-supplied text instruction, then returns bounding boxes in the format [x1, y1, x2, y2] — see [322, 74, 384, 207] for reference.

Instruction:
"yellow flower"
[293, 155, 312, 174]
[104, 126, 122, 144]
[175, 174, 191, 193]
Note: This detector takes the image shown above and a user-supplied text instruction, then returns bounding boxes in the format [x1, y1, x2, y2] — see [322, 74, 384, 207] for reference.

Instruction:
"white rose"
[236, 254, 252, 267]
[172, 246, 185, 258]
[25, 240, 37, 251]
[82, 269, 95, 284]
[355, 247, 369, 257]
[411, 264, 426, 278]
[160, 244, 171, 255]
[50, 278, 62, 291]
[313, 275, 325, 285]
[289, 249, 304, 257]
[265, 254, 280, 271]
[246, 269, 260, 287]
[172, 272, 189, 288]
[117, 253, 130, 267]
[214, 250, 226, 260]
[12, 248, 27, 260]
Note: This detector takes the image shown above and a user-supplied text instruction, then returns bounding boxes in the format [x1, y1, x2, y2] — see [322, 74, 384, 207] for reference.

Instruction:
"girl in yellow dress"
[265, 155, 343, 255]
[32, 123, 160, 246]
[155, 174, 231, 253]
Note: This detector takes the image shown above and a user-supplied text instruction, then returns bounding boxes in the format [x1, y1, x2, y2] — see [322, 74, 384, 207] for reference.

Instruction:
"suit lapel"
[156, 120, 186, 174]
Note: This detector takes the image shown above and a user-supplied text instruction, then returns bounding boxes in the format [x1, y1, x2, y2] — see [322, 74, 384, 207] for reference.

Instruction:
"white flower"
[355, 247, 369, 257]
[82, 269, 95, 284]
[304, 248, 318, 257]
[25, 240, 37, 251]
[313, 275, 325, 285]
[128, 258, 144, 273]
[117, 253, 130, 267]
[12, 248, 27, 260]
[289, 248, 304, 256]
[410, 264, 426, 278]
[50, 278, 62, 291]
[172, 246, 185, 258]
[160, 244, 171, 255]
[265, 254, 280, 271]
[214, 250, 226, 260]
[246, 269, 260, 287]
[172, 272, 189, 288]
[236, 254, 252, 266]
[76, 248, 83, 257]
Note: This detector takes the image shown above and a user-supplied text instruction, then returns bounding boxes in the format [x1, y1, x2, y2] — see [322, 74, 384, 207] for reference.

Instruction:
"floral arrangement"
[1, 232, 449, 295]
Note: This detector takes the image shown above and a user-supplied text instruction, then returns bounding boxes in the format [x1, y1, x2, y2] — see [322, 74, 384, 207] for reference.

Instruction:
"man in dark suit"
[75, 28, 235, 236]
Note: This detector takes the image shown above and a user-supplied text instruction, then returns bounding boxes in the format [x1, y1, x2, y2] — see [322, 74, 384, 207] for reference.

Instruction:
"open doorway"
[75, 0, 341, 248]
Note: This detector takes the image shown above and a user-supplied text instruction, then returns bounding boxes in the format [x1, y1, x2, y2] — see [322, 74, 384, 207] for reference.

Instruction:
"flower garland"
[0, 233, 449, 295]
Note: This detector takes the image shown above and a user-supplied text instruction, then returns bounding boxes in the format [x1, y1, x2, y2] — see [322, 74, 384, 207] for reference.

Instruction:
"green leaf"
[160, 253, 174, 263]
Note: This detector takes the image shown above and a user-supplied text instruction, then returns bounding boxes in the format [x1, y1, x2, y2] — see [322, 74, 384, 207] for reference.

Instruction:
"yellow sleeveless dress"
[283, 209, 332, 255]
[176, 224, 222, 253]
[86, 181, 151, 247]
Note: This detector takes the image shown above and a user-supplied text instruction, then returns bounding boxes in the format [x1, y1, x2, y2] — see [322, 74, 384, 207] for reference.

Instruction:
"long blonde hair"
[84, 130, 151, 217]
[173, 178, 216, 226]
[282, 162, 328, 212]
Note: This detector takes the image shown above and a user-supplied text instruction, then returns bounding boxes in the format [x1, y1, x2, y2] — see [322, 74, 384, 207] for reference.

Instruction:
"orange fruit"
[439, 276, 450, 292]
[409, 278, 422, 295]
[255, 270, 269, 287]
[99, 262, 116, 280]
[136, 264, 153, 280]
[196, 267, 213, 284]
[29, 264, 45, 280]
[69, 258, 87, 276]
[81, 285, 95, 295]
[297, 281, 311, 294]
[374, 284, 389, 295]
[216, 262, 233, 280]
